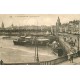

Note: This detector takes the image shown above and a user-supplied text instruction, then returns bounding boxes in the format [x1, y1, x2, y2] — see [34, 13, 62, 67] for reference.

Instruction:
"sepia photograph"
[0, 14, 80, 65]
[1, 0, 80, 80]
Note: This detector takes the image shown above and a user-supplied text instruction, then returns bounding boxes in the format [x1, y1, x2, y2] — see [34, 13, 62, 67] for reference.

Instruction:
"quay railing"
[39, 55, 68, 65]
[0, 52, 79, 65]
[0, 56, 68, 65]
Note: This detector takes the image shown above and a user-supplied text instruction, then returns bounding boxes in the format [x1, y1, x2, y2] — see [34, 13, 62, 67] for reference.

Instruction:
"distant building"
[68, 22, 79, 34]
[60, 23, 69, 33]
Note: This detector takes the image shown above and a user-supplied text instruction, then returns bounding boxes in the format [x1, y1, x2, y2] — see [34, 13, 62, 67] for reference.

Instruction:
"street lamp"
[34, 19, 39, 63]
[35, 36, 39, 62]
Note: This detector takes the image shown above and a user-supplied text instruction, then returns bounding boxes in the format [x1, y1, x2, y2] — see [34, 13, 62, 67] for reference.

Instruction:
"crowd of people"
[63, 35, 80, 63]
[63, 36, 76, 47]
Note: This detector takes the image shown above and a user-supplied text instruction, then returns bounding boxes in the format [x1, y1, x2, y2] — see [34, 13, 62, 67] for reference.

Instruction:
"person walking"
[0, 60, 3, 65]
[70, 55, 73, 63]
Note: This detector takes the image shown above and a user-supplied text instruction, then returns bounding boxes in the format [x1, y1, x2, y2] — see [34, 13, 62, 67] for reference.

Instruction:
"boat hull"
[13, 40, 27, 45]
[13, 40, 48, 46]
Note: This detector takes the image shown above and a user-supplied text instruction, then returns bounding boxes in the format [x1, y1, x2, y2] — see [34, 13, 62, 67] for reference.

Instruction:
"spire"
[11, 23, 14, 27]
[57, 16, 60, 22]
[2, 21, 4, 29]
[56, 16, 61, 26]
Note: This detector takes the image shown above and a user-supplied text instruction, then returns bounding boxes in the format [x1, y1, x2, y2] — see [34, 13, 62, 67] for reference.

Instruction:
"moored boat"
[13, 36, 27, 45]
[13, 36, 50, 46]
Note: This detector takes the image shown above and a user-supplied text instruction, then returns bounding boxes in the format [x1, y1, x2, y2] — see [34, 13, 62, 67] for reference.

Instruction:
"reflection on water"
[0, 36, 58, 63]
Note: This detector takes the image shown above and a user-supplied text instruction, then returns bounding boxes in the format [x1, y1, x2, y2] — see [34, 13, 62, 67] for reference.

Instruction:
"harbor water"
[0, 36, 58, 63]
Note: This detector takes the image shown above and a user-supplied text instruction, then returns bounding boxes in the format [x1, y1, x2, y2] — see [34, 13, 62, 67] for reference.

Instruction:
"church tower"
[11, 23, 14, 28]
[1, 22, 4, 29]
[56, 17, 61, 34]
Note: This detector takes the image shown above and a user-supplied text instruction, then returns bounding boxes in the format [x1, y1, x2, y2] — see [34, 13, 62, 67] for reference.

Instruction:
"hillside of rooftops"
[0, 19, 80, 36]
[0, 23, 56, 36]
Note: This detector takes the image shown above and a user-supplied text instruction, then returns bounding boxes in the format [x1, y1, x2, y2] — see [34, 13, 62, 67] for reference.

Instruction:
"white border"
[0, 0, 80, 80]
[0, 0, 80, 14]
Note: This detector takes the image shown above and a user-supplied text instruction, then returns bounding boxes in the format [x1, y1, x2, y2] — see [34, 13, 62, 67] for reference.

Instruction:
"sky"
[0, 14, 80, 27]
